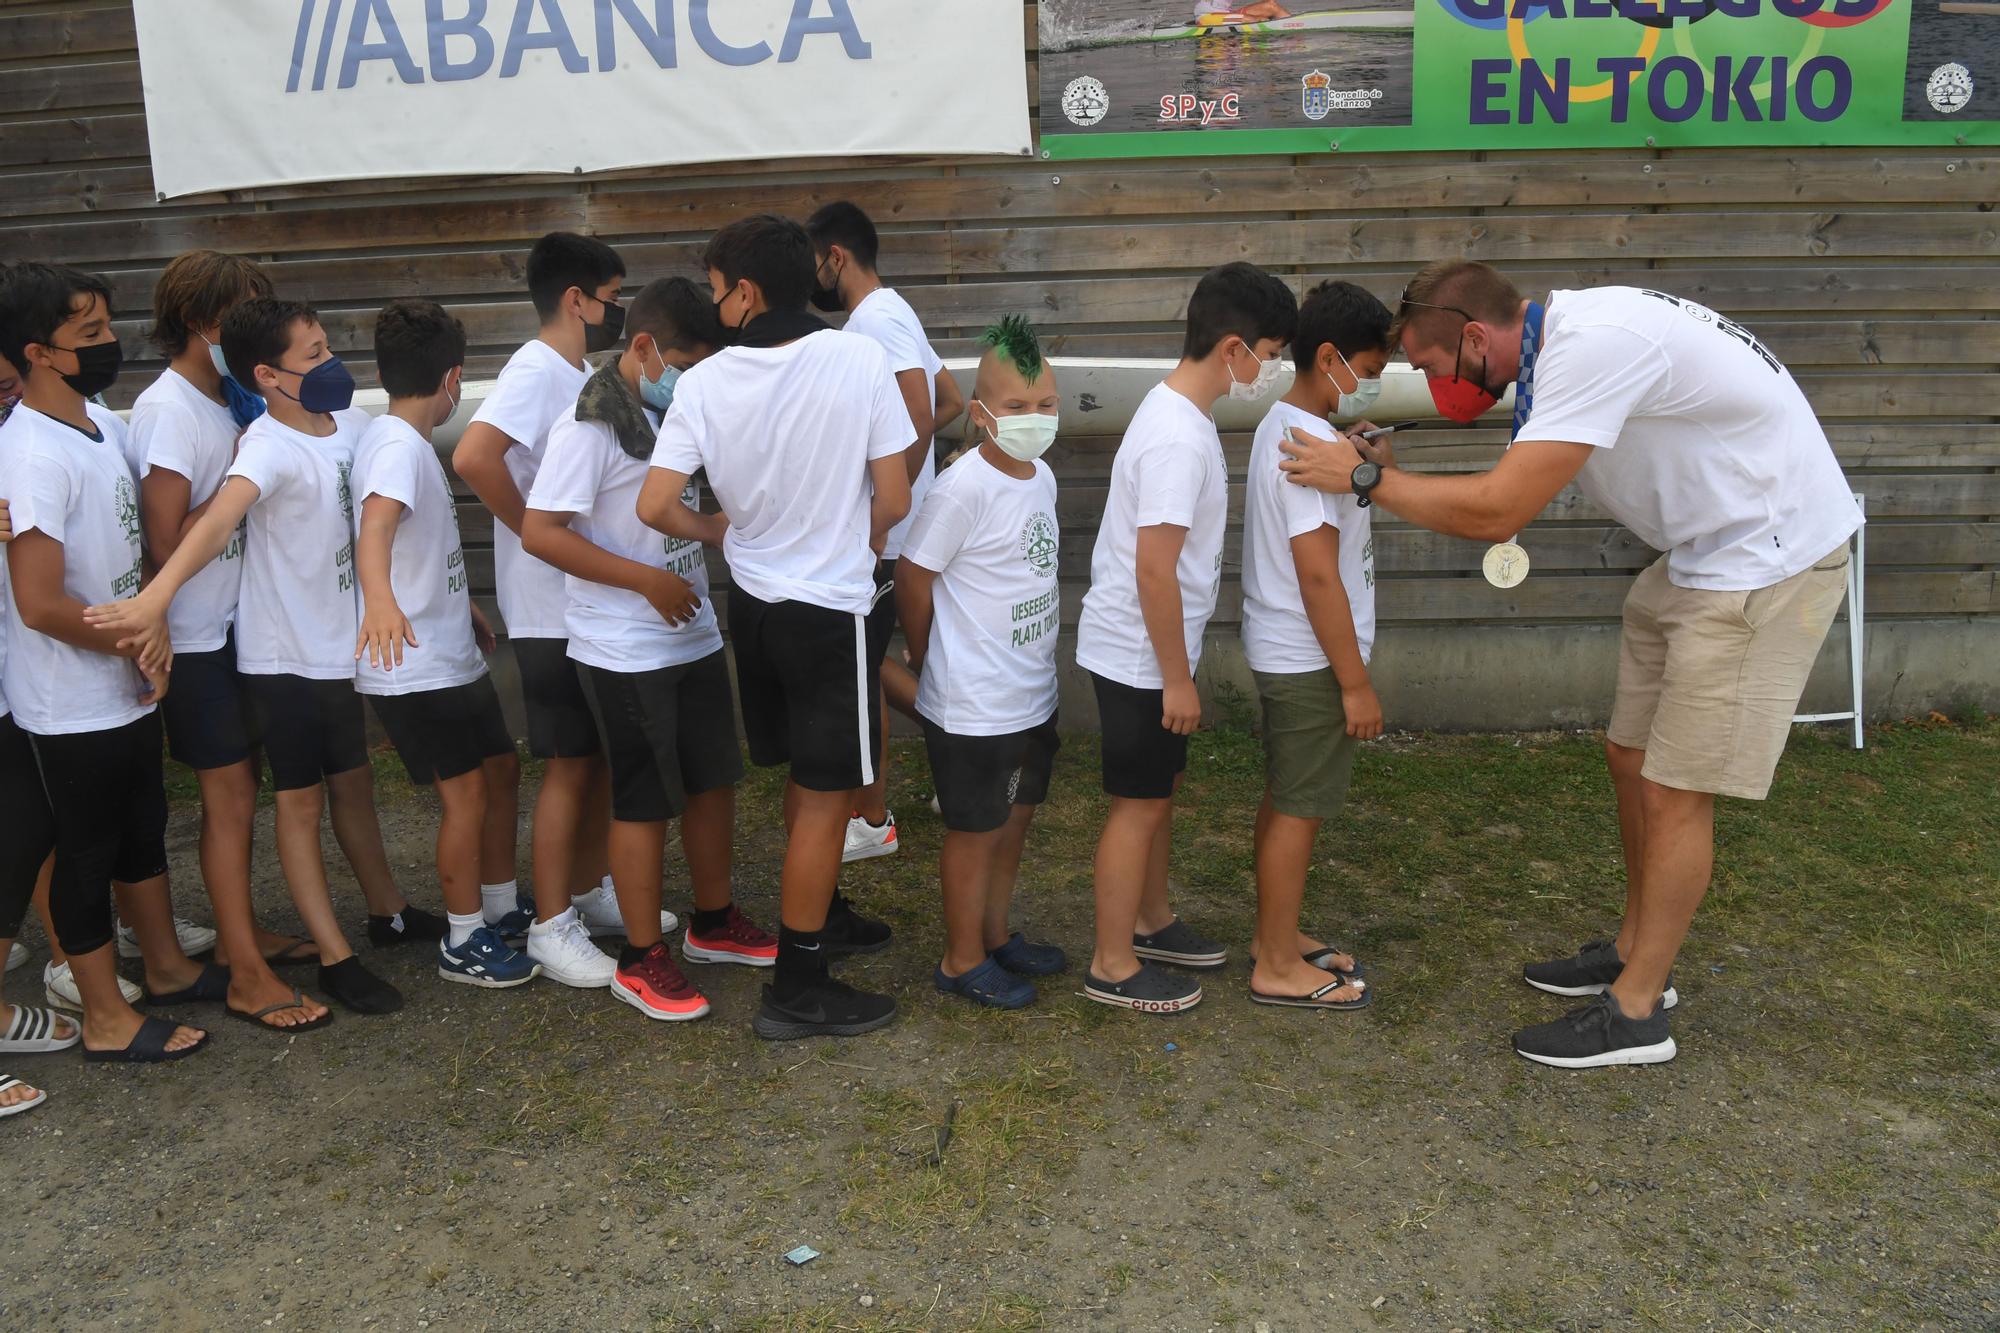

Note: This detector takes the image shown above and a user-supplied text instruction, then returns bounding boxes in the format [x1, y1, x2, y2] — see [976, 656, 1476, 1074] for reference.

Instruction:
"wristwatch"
[1351, 461, 1383, 508]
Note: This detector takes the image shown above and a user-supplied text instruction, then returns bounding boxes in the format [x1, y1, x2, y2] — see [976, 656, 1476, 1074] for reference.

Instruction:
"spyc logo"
[1301, 69, 1331, 120]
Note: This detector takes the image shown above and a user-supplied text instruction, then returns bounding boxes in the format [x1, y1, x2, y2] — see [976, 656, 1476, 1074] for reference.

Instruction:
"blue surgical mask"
[641, 347, 681, 413]
[202, 331, 230, 381]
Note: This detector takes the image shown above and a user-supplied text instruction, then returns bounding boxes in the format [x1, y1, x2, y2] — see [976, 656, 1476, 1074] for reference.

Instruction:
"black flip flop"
[227, 986, 334, 1033]
[264, 939, 322, 969]
[1250, 976, 1372, 1011]
[1302, 947, 1366, 981]
[145, 961, 230, 1007]
[82, 1014, 211, 1063]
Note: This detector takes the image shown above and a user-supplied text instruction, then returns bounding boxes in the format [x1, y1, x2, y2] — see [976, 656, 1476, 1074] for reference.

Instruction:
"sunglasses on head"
[1396, 290, 1476, 326]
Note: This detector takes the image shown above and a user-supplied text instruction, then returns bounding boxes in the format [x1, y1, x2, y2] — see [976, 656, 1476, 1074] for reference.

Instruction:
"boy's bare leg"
[680, 786, 736, 915]
[194, 760, 316, 1015]
[1250, 793, 1358, 999]
[572, 761, 612, 895]
[111, 875, 202, 996]
[479, 751, 523, 888]
[940, 826, 1002, 976]
[983, 803, 1037, 952]
[433, 768, 489, 919]
[1091, 795, 1172, 982]
[70, 942, 203, 1054]
[273, 784, 354, 965]
[781, 782, 851, 931]
[326, 764, 407, 917]
[607, 820, 667, 951]
[530, 755, 599, 922]
[1133, 773, 1182, 936]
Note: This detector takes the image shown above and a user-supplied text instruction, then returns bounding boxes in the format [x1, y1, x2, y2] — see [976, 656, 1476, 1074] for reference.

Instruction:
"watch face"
[1354, 462, 1381, 488]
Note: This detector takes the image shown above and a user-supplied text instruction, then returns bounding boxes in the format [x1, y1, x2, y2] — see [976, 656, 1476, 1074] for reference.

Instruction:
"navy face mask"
[272, 356, 357, 414]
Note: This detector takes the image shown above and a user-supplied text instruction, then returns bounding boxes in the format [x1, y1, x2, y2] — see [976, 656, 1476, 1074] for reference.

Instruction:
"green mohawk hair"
[978, 314, 1045, 382]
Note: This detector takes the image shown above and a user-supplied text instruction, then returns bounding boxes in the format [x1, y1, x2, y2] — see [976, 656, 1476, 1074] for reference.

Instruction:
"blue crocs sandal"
[990, 932, 1068, 976]
[934, 957, 1036, 1010]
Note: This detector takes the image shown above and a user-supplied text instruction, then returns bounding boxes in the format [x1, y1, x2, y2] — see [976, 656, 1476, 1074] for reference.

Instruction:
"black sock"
[691, 903, 732, 937]
[774, 926, 827, 998]
[619, 943, 654, 969]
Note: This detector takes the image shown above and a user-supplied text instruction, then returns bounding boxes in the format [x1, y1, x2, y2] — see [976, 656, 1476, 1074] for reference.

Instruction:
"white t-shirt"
[845, 287, 945, 561]
[1074, 383, 1229, 688]
[227, 409, 369, 680]
[470, 340, 590, 638]
[1519, 287, 1861, 591]
[129, 368, 244, 654]
[349, 415, 486, 696]
[651, 329, 915, 616]
[1241, 400, 1375, 674]
[903, 450, 1061, 736]
[0, 403, 152, 735]
[531, 404, 721, 673]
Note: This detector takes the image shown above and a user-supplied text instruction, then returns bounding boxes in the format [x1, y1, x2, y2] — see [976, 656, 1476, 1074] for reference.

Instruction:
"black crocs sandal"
[1131, 919, 1227, 969]
[82, 1015, 210, 1063]
[145, 961, 230, 1007]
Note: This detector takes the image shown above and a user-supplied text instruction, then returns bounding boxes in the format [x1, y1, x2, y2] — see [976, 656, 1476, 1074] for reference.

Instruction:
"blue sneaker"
[438, 927, 541, 989]
[991, 931, 1067, 976]
[934, 957, 1036, 1010]
[489, 895, 536, 945]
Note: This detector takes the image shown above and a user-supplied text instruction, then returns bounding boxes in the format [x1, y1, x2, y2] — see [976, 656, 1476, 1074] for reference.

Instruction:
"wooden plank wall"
[3, 0, 1996, 646]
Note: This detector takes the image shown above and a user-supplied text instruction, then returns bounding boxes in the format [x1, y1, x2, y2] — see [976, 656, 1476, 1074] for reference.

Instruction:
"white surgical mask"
[200, 330, 229, 380]
[1328, 348, 1382, 418]
[978, 401, 1059, 462]
[1228, 344, 1285, 403]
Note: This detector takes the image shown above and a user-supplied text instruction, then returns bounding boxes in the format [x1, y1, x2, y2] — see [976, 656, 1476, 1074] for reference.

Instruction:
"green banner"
[1039, 0, 1998, 158]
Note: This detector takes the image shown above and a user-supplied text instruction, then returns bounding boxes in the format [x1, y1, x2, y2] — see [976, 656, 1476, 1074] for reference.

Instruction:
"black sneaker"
[367, 905, 448, 946]
[1512, 993, 1676, 1069]
[1132, 919, 1227, 970]
[318, 956, 403, 1015]
[1523, 938, 1678, 1010]
[751, 976, 898, 1040]
[821, 892, 892, 958]
[1083, 961, 1202, 1014]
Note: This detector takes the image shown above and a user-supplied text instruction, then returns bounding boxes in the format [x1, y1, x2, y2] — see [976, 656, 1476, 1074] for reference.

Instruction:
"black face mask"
[713, 290, 749, 347]
[808, 257, 844, 314]
[584, 297, 626, 355]
[51, 339, 124, 399]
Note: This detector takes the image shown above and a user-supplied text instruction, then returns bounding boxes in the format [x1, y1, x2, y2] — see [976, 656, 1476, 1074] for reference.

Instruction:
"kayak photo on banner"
[1039, 0, 1417, 137]
[1040, 0, 2000, 158]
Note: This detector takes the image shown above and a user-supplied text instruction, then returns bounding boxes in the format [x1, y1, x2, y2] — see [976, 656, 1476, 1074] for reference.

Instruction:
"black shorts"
[369, 675, 515, 786]
[1091, 672, 1188, 801]
[161, 632, 259, 771]
[728, 588, 882, 794]
[864, 559, 898, 669]
[921, 712, 1060, 834]
[513, 637, 602, 760]
[579, 652, 744, 823]
[30, 712, 170, 956]
[0, 714, 56, 938]
[241, 673, 369, 792]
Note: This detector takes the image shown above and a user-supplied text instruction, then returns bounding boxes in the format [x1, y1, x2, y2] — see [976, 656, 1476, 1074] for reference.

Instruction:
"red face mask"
[1426, 322, 1500, 424]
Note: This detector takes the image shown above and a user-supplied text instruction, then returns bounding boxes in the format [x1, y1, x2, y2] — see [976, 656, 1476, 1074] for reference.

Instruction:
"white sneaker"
[5, 941, 26, 973]
[115, 917, 217, 961]
[44, 961, 143, 1013]
[573, 884, 679, 938]
[842, 812, 899, 863]
[526, 910, 618, 989]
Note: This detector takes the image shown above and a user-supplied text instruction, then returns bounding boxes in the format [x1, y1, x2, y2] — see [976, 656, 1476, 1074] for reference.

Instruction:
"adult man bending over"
[1282, 261, 1859, 1069]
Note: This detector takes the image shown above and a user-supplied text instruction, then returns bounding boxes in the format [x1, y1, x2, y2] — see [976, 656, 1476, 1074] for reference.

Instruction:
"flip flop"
[1302, 947, 1366, 981]
[0, 1074, 48, 1118]
[227, 987, 334, 1033]
[264, 938, 322, 968]
[81, 1015, 210, 1064]
[1250, 976, 1372, 1011]
[145, 961, 230, 1007]
[1, 1004, 80, 1054]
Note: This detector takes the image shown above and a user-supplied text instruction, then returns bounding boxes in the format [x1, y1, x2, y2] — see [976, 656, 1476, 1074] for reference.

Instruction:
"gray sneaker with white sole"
[1523, 938, 1677, 1010]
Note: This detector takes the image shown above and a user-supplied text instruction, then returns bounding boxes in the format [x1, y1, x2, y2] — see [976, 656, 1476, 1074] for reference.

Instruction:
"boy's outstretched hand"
[85, 593, 173, 675]
[644, 569, 702, 627]
[1343, 683, 1384, 741]
[1161, 677, 1201, 736]
[357, 600, 418, 671]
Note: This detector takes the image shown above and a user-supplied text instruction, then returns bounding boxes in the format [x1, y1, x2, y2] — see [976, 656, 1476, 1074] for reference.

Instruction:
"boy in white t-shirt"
[131, 250, 331, 1032]
[639, 214, 914, 1041]
[0, 262, 209, 1063]
[805, 202, 967, 868]
[454, 233, 629, 944]
[1242, 280, 1391, 1013]
[525, 277, 777, 1021]
[353, 300, 534, 991]
[897, 317, 1066, 1011]
[96, 299, 434, 1017]
[1074, 262, 1297, 1015]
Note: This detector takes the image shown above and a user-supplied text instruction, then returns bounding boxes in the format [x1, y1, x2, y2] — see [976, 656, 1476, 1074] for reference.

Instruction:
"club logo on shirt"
[113, 475, 144, 598]
[1018, 512, 1059, 576]
[337, 461, 354, 522]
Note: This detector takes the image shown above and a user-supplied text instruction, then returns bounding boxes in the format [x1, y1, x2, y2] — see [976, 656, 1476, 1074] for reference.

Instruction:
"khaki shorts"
[1253, 667, 1359, 819]
[1607, 545, 1851, 800]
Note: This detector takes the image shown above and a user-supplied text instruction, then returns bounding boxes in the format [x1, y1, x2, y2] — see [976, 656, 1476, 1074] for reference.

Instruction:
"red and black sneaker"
[612, 942, 710, 1022]
[682, 906, 779, 968]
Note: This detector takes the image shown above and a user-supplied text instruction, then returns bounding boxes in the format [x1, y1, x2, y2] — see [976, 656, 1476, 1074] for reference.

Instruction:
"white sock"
[446, 910, 484, 949]
[480, 879, 519, 924]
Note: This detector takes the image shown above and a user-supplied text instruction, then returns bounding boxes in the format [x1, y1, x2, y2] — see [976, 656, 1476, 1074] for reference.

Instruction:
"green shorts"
[1253, 667, 1359, 820]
